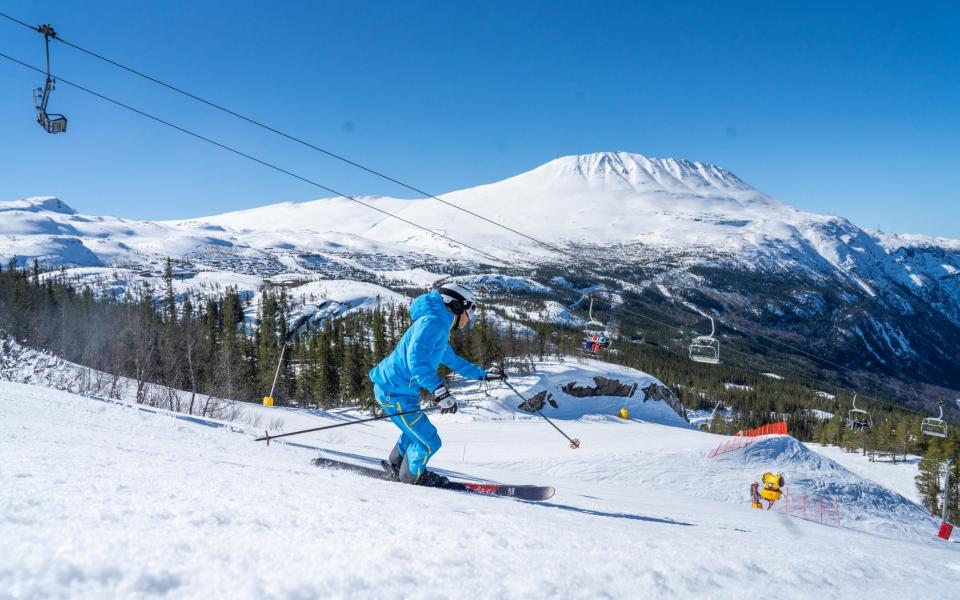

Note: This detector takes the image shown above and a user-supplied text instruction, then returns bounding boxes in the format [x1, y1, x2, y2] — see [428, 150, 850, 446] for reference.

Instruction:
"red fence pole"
[803, 494, 808, 519]
[819, 497, 824, 524]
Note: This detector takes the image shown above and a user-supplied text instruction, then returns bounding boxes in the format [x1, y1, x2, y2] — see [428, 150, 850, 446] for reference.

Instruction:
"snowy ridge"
[5, 153, 959, 307]
[6, 152, 957, 269]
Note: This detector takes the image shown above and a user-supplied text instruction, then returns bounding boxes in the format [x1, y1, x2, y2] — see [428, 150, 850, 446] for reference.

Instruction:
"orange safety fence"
[708, 421, 788, 458]
[736, 421, 788, 437]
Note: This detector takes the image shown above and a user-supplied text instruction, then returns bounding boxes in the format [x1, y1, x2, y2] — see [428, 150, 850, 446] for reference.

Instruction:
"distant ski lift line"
[0, 52, 505, 267]
[0, 12, 946, 412]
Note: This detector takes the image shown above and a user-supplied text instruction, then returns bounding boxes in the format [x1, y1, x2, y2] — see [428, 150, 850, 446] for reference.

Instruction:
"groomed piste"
[2, 357, 957, 598]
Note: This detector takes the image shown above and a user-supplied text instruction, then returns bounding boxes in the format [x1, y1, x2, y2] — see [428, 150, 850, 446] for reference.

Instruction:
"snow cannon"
[263, 396, 274, 407]
[619, 407, 629, 420]
[760, 472, 784, 502]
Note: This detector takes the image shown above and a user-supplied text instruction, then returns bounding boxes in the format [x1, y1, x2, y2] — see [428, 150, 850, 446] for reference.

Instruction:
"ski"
[311, 457, 555, 501]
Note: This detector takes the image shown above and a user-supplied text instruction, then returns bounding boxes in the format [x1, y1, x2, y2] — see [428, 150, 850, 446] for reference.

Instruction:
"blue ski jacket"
[369, 290, 486, 398]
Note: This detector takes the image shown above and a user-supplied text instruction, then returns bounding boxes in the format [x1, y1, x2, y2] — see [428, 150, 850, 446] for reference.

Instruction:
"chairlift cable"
[0, 50, 506, 266]
[1, 46, 939, 414]
[0, 46, 935, 413]
[0, 10, 575, 262]
[0, 11, 948, 413]
[721, 345, 860, 402]
[1, 10, 904, 400]
[712, 316, 933, 405]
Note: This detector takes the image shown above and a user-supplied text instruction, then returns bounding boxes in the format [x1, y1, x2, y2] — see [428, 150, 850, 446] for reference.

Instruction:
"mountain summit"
[521, 152, 763, 200]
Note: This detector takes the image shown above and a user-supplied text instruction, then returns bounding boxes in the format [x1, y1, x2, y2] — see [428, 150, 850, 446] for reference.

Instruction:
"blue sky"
[1, 1, 958, 237]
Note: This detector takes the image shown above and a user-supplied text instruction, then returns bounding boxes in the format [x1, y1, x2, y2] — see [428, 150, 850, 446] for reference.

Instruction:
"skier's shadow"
[534, 501, 695, 527]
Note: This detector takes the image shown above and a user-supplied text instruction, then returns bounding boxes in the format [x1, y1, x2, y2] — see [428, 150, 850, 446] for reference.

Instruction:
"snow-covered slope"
[808, 443, 922, 505]
[3, 375, 958, 598]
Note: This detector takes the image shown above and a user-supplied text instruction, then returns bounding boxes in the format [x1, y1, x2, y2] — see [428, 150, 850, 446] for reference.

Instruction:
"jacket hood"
[411, 290, 454, 326]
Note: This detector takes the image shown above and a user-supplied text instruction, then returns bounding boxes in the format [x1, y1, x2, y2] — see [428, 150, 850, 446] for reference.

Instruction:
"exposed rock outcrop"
[562, 376, 638, 398]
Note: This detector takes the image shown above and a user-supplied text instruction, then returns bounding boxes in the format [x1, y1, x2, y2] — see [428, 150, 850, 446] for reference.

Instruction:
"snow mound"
[452, 358, 688, 426]
[716, 436, 935, 538]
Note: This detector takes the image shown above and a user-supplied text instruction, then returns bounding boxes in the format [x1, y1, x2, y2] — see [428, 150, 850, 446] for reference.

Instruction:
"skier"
[369, 283, 506, 487]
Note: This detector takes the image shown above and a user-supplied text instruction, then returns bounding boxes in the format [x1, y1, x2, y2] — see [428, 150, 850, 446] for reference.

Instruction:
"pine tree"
[916, 438, 948, 515]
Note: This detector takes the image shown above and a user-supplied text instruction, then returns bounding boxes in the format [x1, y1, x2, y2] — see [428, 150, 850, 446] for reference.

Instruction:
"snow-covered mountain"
[3, 152, 960, 407]
[5, 152, 958, 277]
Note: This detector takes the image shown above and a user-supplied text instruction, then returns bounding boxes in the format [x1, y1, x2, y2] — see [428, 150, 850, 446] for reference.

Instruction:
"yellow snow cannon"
[619, 407, 629, 420]
[263, 396, 274, 407]
[760, 472, 784, 502]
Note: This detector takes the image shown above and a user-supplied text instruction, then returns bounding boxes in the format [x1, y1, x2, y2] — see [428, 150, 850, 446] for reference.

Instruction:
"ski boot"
[381, 444, 403, 482]
[414, 470, 450, 488]
[380, 459, 401, 482]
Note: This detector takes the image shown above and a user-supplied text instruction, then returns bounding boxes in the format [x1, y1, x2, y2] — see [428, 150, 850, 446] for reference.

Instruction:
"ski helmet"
[438, 283, 477, 315]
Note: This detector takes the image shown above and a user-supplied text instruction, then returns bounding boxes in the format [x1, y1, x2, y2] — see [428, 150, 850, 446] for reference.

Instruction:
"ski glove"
[483, 367, 508, 382]
[434, 386, 458, 414]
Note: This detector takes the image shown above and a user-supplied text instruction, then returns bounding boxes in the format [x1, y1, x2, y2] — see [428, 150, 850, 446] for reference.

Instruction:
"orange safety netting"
[736, 421, 788, 437]
[707, 421, 789, 458]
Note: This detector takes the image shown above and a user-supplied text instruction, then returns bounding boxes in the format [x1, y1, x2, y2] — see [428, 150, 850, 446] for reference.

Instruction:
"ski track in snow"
[3, 378, 959, 599]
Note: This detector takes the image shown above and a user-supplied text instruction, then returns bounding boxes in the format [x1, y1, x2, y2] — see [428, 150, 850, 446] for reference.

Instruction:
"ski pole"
[501, 379, 580, 449]
[256, 406, 435, 446]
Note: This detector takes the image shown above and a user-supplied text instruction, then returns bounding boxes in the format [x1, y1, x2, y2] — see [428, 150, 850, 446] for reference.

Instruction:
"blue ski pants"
[374, 385, 441, 479]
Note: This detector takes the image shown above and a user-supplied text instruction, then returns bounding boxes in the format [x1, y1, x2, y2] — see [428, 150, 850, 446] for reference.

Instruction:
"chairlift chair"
[580, 295, 611, 356]
[688, 314, 720, 365]
[921, 401, 948, 438]
[33, 24, 67, 134]
[846, 394, 872, 432]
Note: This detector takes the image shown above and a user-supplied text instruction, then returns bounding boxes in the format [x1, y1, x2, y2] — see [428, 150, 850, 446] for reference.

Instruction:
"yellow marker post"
[619, 407, 629, 420]
[263, 396, 274, 407]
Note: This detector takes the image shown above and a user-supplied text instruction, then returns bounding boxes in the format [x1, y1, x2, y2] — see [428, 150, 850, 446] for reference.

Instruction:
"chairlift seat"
[921, 402, 948, 438]
[584, 319, 605, 334]
[921, 418, 948, 438]
[38, 111, 67, 134]
[46, 113, 67, 134]
[689, 336, 720, 365]
[847, 408, 872, 431]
